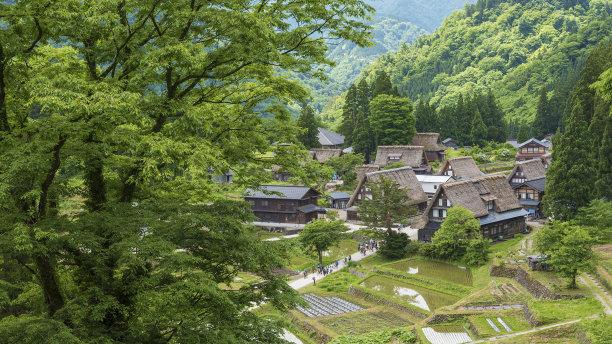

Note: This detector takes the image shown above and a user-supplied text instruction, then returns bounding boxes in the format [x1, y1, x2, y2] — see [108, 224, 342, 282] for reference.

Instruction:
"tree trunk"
[84, 154, 106, 211]
[569, 270, 578, 289]
[0, 46, 9, 132]
[33, 253, 64, 315]
[317, 249, 323, 266]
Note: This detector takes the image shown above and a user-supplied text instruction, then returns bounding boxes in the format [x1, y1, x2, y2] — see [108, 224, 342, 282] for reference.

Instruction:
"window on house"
[432, 209, 439, 218]
[438, 198, 444, 206]
[446, 199, 452, 207]
[486, 201, 495, 210]
[441, 209, 447, 218]
[539, 147, 545, 153]
[261, 200, 269, 207]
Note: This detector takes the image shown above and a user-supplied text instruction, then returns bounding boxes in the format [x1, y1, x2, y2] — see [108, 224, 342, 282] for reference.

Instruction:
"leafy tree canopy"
[299, 219, 347, 266]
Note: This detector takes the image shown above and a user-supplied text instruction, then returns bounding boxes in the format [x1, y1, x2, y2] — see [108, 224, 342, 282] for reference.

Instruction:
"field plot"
[468, 313, 531, 337]
[319, 310, 412, 335]
[385, 258, 473, 286]
[360, 275, 460, 311]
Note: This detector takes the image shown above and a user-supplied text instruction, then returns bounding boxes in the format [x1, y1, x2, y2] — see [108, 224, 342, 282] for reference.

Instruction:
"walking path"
[289, 248, 378, 289]
[469, 317, 594, 343]
[579, 275, 612, 315]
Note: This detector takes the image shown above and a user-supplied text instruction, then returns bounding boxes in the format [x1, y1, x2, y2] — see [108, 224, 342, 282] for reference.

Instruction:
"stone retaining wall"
[490, 265, 564, 300]
[348, 286, 427, 319]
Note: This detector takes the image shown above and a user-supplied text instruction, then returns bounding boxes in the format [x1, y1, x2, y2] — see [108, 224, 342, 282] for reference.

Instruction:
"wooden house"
[373, 146, 431, 174]
[411, 133, 446, 161]
[515, 138, 550, 162]
[417, 174, 528, 242]
[328, 191, 351, 209]
[438, 157, 484, 181]
[508, 159, 547, 218]
[346, 167, 429, 222]
[318, 127, 345, 149]
[245, 185, 325, 224]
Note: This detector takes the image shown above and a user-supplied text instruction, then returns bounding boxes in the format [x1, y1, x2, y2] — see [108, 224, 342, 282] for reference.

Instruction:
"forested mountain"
[363, 0, 612, 131]
[306, 0, 474, 118]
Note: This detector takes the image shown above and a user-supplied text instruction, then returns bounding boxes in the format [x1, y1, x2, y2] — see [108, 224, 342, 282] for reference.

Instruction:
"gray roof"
[518, 138, 549, 149]
[479, 208, 529, 226]
[318, 127, 345, 146]
[514, 177, 546, 192]
[520, 199, 541, 206]
[329, 191, 350, 200]
[506, 140, 520, 149]
[245, 185, 314, 199]
[442, 138, 455, 144]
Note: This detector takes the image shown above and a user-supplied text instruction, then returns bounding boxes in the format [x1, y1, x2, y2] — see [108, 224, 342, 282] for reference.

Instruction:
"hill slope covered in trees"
[363, 0, 611, 129]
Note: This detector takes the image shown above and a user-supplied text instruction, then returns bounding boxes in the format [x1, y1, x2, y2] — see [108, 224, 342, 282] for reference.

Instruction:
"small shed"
[328, 191, 350, 209]
[528, 255, 550, 271]
[442, 138, 459, 149]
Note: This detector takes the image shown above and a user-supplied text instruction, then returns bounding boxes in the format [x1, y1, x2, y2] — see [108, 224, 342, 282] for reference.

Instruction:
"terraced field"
[385, 258, 473, 286]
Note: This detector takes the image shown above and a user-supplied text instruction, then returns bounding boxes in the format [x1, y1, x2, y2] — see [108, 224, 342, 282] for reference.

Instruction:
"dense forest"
[360, 0, 611, 135]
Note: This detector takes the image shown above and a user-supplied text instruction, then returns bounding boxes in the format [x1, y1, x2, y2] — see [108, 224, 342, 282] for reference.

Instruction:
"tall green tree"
[535, 222, 596, 289]
[297, 105, 320, 148]
[0, 1, 372, 342]
[299, 219, 347, 266]
[370, 70, 396, 97]
[532, 87, 550, 138]
[358, 177, 415, 232]
[470, 109, 487, 146]
[369, 94, 415, 146]
[352, 79, 375, 162]
[414, 98, 438, 132]
[340, 84, 359, 144]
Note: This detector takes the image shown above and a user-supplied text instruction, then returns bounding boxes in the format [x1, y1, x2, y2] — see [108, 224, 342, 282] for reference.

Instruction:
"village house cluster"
[242, 129, 552, 242]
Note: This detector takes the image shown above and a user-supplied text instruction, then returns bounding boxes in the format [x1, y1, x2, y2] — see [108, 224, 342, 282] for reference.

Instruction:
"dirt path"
[579, 275, 612, 315]
[469, 317, 595, 343]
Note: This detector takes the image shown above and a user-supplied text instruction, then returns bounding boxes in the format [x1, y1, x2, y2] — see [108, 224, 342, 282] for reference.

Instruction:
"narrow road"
[469, 316, 596, 343]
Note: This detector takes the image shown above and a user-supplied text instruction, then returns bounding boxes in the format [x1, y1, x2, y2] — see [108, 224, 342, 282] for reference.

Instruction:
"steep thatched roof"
[424, 174, 522, 218]
[439, 157, 483, 180]
[374, 146, 428, 167]
[355, 164, 381, 181]
[411, 133, 445, 151]
[508, 158, 546, 182]
[347, 166, 428, 207]
[310, 148, 342, 163]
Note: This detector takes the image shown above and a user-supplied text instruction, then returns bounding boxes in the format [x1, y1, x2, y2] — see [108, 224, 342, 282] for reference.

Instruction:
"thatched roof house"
[411, 133, 446, 161]
[438, 157, 483, 181]
[373, 146, 431, 174]
[310, 148, 342, 163]
[417, 174, 528, 241]
[508, 158, 546, 185]
[355, 164, 381, 182]
[347, 166, 428, 210]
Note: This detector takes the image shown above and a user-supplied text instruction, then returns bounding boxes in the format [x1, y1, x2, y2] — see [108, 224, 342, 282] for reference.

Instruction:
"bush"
[379, 231, 409, 259]
[405, 240, 421, 256]
[317, 271, 360, 293]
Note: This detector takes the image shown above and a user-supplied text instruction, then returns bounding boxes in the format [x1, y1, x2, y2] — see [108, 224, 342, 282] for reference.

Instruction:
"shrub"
[379, 231, 409, 259]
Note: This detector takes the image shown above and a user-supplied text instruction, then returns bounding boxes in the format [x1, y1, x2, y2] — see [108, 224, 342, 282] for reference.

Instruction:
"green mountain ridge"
[361, 0, 612, 126]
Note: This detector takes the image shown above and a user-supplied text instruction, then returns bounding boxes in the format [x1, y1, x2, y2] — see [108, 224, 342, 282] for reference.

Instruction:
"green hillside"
[363, 0, 612, 126]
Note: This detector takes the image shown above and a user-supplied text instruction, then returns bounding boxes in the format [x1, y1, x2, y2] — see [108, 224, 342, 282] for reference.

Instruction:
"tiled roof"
[245, 185, 315, 200]
[318, 127, 345, 146]
[479, 208, 529, 225]
[297, 204, 325, 213]
[518, 138, 549, 149]
[329, 191, 350, 200]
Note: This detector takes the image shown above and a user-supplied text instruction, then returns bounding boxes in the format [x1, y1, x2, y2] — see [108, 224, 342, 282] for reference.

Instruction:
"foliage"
[544, 42, 611, 220]
[0, 0, 372, 342]
[358, 177, 416, 231]
[379, 231, 410, 259]
[572, 199, 612, 243]
[429, 206, 490, 266]
[299, 219, 348, 265]
[580, 317, 612, 344]
[316, 270, 360, 293]
[297, 105, 320, 149]
[369, 94, 416, 146]
[529, 297, 604, 324]
[326, 153, 365, 187]
[328, 327, 416, 344]
[535, 222, 597, 288]
[363, 0, 612, 126]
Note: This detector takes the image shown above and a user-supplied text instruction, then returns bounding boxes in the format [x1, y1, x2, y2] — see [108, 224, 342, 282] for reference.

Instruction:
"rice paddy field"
[384, 258, 473, 286]
[359, 274, 460, 311]
[318, 310, 413, 335]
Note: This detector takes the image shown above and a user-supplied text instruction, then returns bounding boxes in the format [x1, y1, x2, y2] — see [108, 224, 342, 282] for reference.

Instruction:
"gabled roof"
[374, 146, 428, 167]
[356, 164, 381, 182]
[518, 138, 549, 149]
[442, 138, 454, 144]
[297, 204, 326, 213]
[329, 191, 351, 200]
[245, 185, 316, 200]
[506, 140, 520, 149]
[318, 127, 345, 146]
[347, 166, 428, 207]
[514, 177, 546, 192]
[508, 159, 546, 182]
[424, 174, 522, 218]
[411, 133, 445, 151]
[439, 157, 483, 180]
[310, 148, 342, 163]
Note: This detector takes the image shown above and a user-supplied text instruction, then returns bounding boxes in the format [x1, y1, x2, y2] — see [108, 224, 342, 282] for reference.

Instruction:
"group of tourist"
[358, 239, 378, 255]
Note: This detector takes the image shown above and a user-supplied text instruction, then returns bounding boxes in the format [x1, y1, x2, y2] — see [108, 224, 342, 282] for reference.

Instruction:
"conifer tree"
[532, 87, 550, 138]
[415, 98, 438, 132]
[371, 70, 396, 97]
[297, 105, 320, 148]
[482, 91, 507, 142]
[470, 109, 488, 146]
[352, 79, 375, 162]
[369, 94, 416, 146]
[340, 85, 359, 145]
[595, 114, 612, 199]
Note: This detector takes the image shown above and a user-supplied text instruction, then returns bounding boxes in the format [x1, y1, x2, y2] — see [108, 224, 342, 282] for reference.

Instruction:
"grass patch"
[580, 317, 612, 344]
[256, 229, 284, 240]
[469, 313, 530, 337]
[256, 305, 318, 344]
[319, 310, 412, 335]
[492, 322, 580, 344]
[529, 297, 604, 324]
[315, 270, 360, 293]
[328, 327, 416, 344]
[285, 238, 358, 271]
